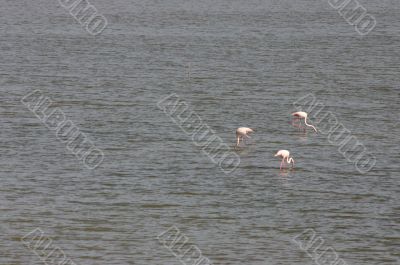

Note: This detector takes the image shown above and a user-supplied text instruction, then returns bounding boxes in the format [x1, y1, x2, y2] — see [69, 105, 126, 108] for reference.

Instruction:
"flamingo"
[292, 111, 317, 132]
[236, 127, 254, 147]
[274, 150, 295, 170]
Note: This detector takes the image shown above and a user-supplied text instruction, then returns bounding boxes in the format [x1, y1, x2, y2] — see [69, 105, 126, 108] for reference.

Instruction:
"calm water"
[1, 0, 399, 264]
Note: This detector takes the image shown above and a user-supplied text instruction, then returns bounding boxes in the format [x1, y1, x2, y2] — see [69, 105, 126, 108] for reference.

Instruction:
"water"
[1, 0, 399, 264]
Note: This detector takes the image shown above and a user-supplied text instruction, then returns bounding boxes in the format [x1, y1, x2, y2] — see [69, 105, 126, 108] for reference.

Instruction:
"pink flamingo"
[292, 111, 317, 132]
[236, 127, 254, 147]
[274, 150, 295, 170]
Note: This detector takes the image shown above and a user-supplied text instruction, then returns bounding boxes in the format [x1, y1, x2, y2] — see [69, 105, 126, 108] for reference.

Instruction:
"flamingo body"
[236, 127, 254, 147]
[292, 111, 308, 119]
[274, 149, 295, 170]
[291, 111, 317, 132]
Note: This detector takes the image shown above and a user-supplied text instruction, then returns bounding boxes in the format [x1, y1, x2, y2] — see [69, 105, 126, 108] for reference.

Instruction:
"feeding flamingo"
[236, 127, 254, 147]
[292, 111, 317, 132]
[274, 150, 295, 170]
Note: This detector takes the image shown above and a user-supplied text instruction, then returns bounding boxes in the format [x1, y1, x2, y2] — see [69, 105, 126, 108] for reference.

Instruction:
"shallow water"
[0, 0, 399, 264]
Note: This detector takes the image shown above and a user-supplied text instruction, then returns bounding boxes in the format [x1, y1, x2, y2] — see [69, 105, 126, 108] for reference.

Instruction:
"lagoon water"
[0, 0, 399, 264]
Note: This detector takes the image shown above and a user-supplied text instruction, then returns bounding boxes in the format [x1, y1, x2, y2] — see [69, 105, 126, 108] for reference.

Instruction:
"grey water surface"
[0, 0, 399, 264]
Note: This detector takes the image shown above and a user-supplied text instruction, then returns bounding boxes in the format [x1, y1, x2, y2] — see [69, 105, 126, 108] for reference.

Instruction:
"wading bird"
[274, 150, 295, 170]
[292, 111, 317, 132]
[236, 127, 254, 147]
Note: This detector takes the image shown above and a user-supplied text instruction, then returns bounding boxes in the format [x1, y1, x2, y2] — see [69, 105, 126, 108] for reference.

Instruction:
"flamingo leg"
[300, 120, 306, 131]
[294, 119, 303, 131]
[292, 117, 300, 127]
[280, 158, 285, 170]
[293, 118, 305, 131]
